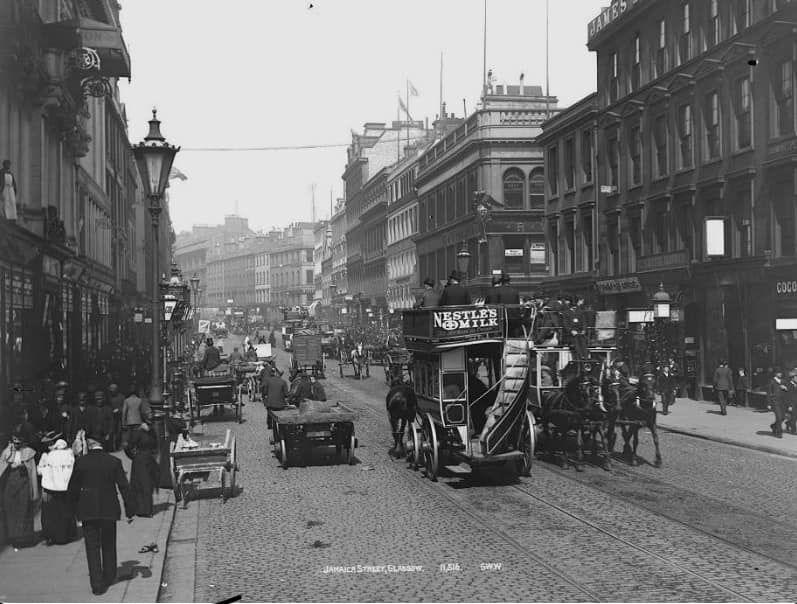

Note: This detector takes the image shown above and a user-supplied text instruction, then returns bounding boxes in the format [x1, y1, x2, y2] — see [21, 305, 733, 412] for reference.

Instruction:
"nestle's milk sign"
[433, 308, 499, 331]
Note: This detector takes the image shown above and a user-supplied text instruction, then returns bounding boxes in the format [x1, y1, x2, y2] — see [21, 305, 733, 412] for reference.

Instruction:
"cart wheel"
[279, 440, 289, 469]
[516, 411, 536, 478]
[237, 393, 243, 424]
[345, 433, 356, 465]
[339, 359, 344, 378]
[405, 419, 421, 470]
[421, 413, 439, 482]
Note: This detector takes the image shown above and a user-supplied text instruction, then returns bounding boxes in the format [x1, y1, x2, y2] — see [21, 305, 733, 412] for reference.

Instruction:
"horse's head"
[637, 372, 657, 408]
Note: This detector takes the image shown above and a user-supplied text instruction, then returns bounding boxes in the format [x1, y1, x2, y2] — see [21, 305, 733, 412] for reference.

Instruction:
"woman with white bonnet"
[37, 434, 76, 545]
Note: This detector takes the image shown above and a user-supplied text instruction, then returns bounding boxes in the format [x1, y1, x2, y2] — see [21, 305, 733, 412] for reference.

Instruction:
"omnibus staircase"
[474, 339, 530, 458]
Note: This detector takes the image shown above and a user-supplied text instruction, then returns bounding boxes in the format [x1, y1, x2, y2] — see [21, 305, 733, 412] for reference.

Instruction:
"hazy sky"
[118, 0, 607, 234]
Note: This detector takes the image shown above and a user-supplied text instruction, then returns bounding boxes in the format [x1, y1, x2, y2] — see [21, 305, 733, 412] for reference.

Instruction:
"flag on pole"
[169, 166, 188, 181]
[408, 80, 419, 96]
[398, 96, 412, 120]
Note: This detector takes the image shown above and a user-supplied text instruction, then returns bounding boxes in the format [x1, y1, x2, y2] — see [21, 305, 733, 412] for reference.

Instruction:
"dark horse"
[385, 378, 417, 457]
[538, 362, 609, 471]
[603, 367, 662, 467]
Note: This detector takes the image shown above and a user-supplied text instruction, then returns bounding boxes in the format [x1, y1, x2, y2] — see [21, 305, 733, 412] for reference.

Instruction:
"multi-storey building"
[254, 230, 281, 315]
[310, 220, 329, 317]
[269, 222, 315, 308]
[414, 88, 556, 298]
[328, 198, 348, 317]
[538, 94, 599, 300]
[343, 121, 429, 323]
[0, 0, 161, 394]
[386, 147, 422, 310]
[583, 0, 797, 391]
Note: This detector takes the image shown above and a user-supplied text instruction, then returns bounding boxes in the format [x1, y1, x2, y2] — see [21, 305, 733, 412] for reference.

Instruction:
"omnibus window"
[443, 373, 466, 401]
[413, 356, 440, 400]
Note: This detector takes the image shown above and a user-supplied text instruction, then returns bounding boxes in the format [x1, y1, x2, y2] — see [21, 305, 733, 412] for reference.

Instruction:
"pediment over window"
[719, 42, 757, 67]
[642, 85, 670, 106]
[694, 58, 724, 82]
[619, 99, 645, 119]
[598, 110, 622, 128]
[666, 72, 695, 94]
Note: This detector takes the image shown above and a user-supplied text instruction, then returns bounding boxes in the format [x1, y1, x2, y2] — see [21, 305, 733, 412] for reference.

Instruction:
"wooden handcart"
[269, 401, 357, 468]
[189, 368, 243, 424]
[169, 429, 239, 507]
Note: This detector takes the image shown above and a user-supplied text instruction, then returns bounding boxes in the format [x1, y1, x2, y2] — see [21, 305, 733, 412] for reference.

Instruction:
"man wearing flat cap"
[416, 277, 440, 308]
[438, 271, 471, 306]
[68, 433, 132, 595]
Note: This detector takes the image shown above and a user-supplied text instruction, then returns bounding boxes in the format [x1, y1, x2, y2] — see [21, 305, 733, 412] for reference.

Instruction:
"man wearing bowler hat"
[438, 271, 471, 306]
[67, 433, 133, 595]
[416, 277, 441, 308]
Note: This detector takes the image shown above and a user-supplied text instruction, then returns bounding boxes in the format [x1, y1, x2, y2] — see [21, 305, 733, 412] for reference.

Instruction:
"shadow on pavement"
[117, 559, 152, 581]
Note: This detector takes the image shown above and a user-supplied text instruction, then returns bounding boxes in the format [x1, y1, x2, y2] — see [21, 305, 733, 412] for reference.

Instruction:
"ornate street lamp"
[456, 242, 472, 278]
[132, 109, 179, 487]
[651, 283, 672, 319]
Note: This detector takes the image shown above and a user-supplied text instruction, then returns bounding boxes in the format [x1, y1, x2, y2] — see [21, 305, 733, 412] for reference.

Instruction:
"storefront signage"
[433, 308, 499, 331]
[595, 276, 642, 295]
[775, 280, 797, 295]
[42, 255, 60, 279]
[588, 0, 645, 42]
[504, 248, 523, 257]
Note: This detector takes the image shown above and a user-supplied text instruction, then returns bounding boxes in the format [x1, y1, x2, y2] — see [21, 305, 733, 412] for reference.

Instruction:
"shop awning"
[43, 17, 131, 78]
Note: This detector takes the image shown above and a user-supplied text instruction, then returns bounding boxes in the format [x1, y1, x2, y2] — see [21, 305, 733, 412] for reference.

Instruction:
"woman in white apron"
[0, 159, 17, 220]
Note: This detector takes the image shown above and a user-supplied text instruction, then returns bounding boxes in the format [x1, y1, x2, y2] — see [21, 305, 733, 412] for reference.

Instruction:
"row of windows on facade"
[386, 251, 416, 281]
[388, 206, 418, 246]
[604, 0, 791, 106]
[549, 62, 794, 194]
[388, 167, 417, 205]
[267, 270, 315, 287]
[417, 168, 544, 236]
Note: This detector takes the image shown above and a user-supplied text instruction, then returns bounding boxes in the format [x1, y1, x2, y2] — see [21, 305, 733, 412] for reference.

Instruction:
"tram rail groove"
[537, 455, 797, 573]
[333, 379, 763, 602]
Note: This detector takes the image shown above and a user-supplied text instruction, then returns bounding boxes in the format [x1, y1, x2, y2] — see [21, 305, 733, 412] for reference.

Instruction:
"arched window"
[529, 168, 545, 210]
[503, 169, 525, 209]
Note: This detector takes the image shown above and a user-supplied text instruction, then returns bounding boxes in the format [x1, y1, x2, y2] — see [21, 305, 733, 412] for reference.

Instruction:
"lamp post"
[132, 109, 179, 488]
[649, 283, 673, 369]
[456, 242, 472, 284]
[190, 273, 200, 335]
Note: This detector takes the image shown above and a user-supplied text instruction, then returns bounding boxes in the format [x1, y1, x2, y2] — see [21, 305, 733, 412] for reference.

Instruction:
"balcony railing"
[637, 249, 689, 272]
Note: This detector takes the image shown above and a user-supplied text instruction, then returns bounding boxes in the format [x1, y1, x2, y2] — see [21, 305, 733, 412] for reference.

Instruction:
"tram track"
[330, 374, 791, 602]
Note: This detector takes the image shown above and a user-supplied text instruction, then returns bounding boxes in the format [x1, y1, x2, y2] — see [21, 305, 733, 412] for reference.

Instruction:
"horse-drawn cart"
[269, 401, 357, 468]
[383, 348, 412, 385]
[189, 368, 243, 424]
[291, 330, 325, 379]
[169, 429, 239, 506]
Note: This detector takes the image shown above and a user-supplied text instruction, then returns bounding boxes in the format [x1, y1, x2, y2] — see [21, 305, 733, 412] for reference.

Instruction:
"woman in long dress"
[37, 438, 76, 545]
[0, 430, 39, 548]
[126, 422, 159, 517]
[0, 159, 17, 220]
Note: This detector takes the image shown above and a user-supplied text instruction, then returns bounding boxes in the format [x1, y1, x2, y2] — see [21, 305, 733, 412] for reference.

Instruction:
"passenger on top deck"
[438, 271, 471, 306]
[415, 277, 440, 308]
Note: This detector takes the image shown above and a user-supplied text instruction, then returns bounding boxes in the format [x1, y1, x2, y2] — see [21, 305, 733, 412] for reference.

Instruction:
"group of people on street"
[0, 378, 164, 595]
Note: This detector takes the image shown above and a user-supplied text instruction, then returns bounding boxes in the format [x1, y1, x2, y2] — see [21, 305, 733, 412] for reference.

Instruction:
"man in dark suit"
[67, 433, 133, 595]
[486, 272, 521, 336]
[768, 368, 788, 438]
[438, 271, 471, 306]
[416, 277, 440, 308]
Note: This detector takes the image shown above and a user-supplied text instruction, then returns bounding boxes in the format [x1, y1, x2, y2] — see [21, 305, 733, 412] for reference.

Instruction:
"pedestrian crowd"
[0, 375, 165, 595]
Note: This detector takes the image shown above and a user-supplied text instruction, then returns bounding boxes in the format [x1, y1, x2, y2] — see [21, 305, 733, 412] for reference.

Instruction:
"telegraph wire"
[181, 135, 432, 153]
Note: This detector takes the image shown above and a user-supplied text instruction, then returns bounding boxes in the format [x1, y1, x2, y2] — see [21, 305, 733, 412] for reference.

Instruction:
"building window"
[629, 213, 642, 269]
[548, 146, 559, 196]
[733, 188, 752, 258]
[709, 0, 720, 46]
[582, 212, 594, 273]
[774, 59, 794, 136]
[607, 135, 619, 187]
[581, 129, 593, 183]
[734, 76, 752, 149]
[502, 169, 525, 209]
[503, 235, 525, 270]
[654, 114, 668, 178]
[774, 195, 795, 257]
[653, 206, 670, 253]
[610, 52, 619, 103]
[549, 220, 559, 275]
[607, 214, 620, 275]
[679, 2, 690, 65]
[629, 125, 642, 185]
[529, 168, 545, 210]
[631, 35, 641, 91]
[564, 220, 576, 274]
[734, 0, 751, 34]
[677, 104, 693, 169]
[564, 138, 575, 190]
[655, 19, 667, 77]
[705, 90, 721, 159]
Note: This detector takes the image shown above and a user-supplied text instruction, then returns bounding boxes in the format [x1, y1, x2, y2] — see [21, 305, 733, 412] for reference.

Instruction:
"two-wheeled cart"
[169, 429, 239, 507]
[189, 367, 243, 424]
[291, 330, 325, 379]
[269, 401, 357, 468]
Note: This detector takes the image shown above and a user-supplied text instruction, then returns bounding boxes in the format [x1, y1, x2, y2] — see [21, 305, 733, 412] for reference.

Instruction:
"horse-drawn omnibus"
[401, 305, 536, 481]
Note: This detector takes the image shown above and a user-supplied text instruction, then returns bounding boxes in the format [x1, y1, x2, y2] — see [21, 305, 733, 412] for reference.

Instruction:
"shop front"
[771, 264, 797, 372]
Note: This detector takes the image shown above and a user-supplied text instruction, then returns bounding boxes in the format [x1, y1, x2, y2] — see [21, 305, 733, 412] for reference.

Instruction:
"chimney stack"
[519, 72, 525, 95]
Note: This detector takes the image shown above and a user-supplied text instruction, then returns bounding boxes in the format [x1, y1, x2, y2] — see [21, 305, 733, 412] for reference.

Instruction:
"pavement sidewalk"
[656, 396, 797, 459]
[0, 451, 175, 603]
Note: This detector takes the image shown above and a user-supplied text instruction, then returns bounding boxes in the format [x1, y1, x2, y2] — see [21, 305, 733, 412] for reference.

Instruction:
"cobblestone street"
[160, 348, 797, 602]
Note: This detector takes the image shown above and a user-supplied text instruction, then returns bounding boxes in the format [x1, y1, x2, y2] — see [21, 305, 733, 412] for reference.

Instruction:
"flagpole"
[545, 0, 550, 120]
[482, 0, 487, 98]
[440, 52, 444, 120]
[397, 100, 401, 159]
[406, 80, 410, 154]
